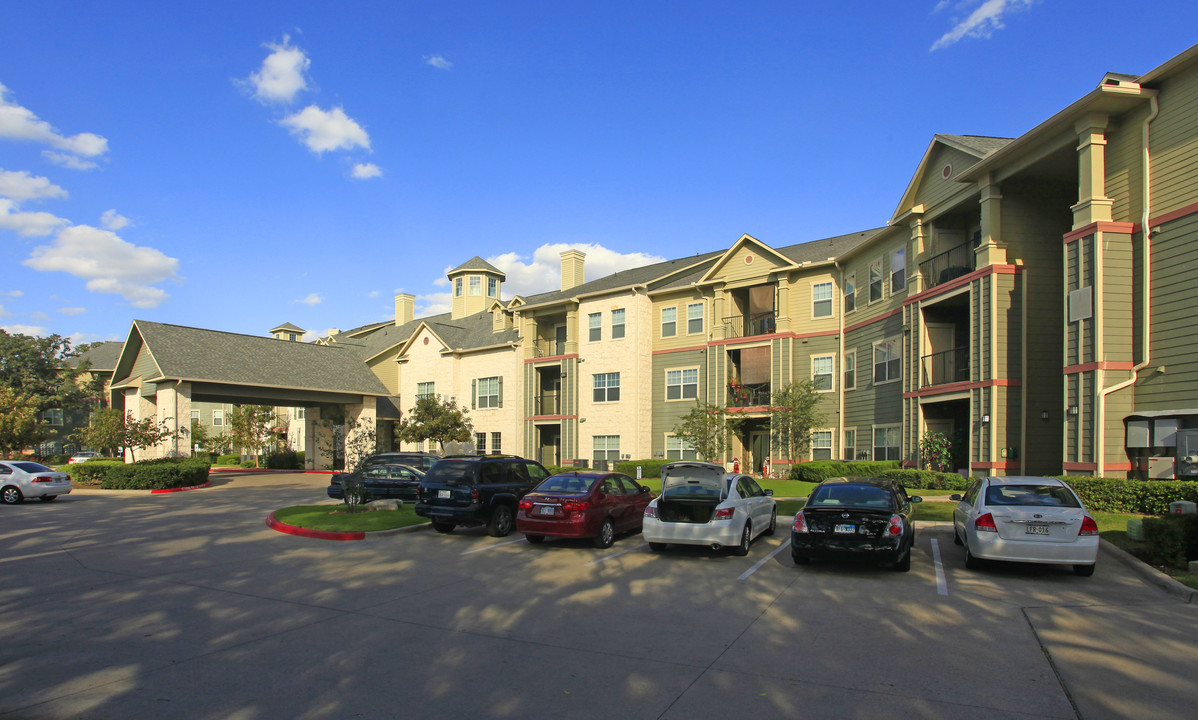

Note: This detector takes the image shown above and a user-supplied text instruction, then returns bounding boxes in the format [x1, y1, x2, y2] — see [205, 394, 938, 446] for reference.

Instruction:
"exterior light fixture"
[1068, 406, 1080, 416]
[981, 415, 990, 423]
[1041, 410, 1050, 420]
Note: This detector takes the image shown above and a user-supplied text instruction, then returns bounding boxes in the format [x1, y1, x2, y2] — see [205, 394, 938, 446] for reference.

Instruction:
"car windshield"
[535, 475, 598, 494]
[985, 484, 1081, 508]
[420, 460, 479, 486]
[807, 484, 893, 509]
[12, 462, 53, 473]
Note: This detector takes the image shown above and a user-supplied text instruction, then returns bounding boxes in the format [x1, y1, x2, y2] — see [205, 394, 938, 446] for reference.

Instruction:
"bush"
[216, 454, 241, 466]
[265, 450, 300, 470]
[616, 459, 673, 480]
[240, 459, 257, 468]
[97, 457, 211, 490]
[789, 460, 902, 483]
[877, 469, 974, 491]
[1141, 515, 1198, 569]
[1055, 476, 1198, 514]
[45, 454, 70, 466]
[66, 459, 126, 482]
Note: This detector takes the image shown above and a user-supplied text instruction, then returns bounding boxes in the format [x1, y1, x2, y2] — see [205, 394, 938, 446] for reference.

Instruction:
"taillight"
[32, 476, 54, 483]
[975, 513, 997, 532]
[519, 498, 533, 510]
[888, 515, 904, 535]
[470, 488, 480, 502]
[562, 500, 590, 513]
[644, 506, 656, 518]
[792, 512, 808, 533]
[714, 508, 734, 520]
[1079, 516, 1099, 536]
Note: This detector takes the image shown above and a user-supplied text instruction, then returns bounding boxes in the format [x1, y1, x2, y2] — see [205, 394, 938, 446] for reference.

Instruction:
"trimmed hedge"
[97, 457, 211, 490]
[264, 450, 301, 469]
[876, 469, 974, 491]
[616, 459, 672, 480]
[1053, 476, 1198, 515]
[788, 460, 902, 483]
[65, 459, 126, 482]
[216, 454, 241, 466]
[1141, 514, 1198, 569]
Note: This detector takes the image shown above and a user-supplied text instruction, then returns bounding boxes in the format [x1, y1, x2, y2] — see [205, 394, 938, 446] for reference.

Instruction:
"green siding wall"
[1137, 212, 1198, 408]
[652, 349, 706, 457]
[1150, 61, 1198, 217]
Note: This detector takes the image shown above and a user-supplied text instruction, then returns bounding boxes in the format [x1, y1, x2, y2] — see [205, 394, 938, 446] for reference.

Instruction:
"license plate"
[834, 523, 855, 534]
[438, 490, 451, 499]
[1025, 524, 1049, 535]
[538, 505, 555, 516]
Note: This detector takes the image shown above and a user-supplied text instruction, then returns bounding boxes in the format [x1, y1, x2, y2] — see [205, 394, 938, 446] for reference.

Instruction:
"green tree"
[0, 386, 40, 456]
[189, 419, 211, 456]
[919, 431, 953, 472]
[396, 395, 473, 453]
[768, 380, 826, 464]
[74, 407, 126, 457]
[228, 405, 274, 467]
[122, 414, 176, 462]
[671, 402, 742, 461]
[0, 330, 87, 452]
[342, 417, 378, 471]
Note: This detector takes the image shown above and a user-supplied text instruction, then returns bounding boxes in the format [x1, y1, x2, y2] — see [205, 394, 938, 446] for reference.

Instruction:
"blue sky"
[1, 1, 1195, 345]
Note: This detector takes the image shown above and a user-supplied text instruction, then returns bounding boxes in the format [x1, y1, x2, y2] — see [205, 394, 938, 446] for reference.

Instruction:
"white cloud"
[351, 162, 382, 179]
[298, 293, 322, 306]
[415, 292, 451, 317]
[244, 36, 311, 105]
[100, 209, 130, 230]
[2, 290, 22, 297]
[280, 105, 370, 153]
[0, 82, 109, 162]
[484, 243, 666, 298]
[67, 332, 99, 346]
[433, 275, 450, 288]
[931, 0, 1035, 51]
[367, 290, 379, 298]
[0, 198, 70, 236]
[0, 324, 48, 336]
[58, 307, 86, 316]
[0, 304, 6, 318]
[424, 55, 454, 70]
[0, 169, 67, 202]
[23, 224, 180, 308]
[42, 151, 99, 170]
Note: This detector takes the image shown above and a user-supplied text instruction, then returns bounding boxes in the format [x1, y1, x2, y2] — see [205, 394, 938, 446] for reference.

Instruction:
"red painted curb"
[211, 468, 336, 474]
[150, 480, 213, 494]
[265, 511, 365, 541]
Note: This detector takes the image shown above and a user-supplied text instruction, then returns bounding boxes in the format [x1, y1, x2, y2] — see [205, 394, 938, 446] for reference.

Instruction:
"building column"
[976, 174, 1008, 266]
[775, 277, 791, 333]
[154, 381, 192, 457]
[344, 397, 378, 471]
[1071, 113, 1114, 230]
[306, 406, 333, 470]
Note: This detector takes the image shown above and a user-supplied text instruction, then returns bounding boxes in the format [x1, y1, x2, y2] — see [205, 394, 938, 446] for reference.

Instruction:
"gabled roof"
[66, 341, 125, 372]
[449, 256, 506, 279]
[890, 134, 1013, 223]
[269, 322, 305, 334]
[112, 320, 390, 396]
[516, 249, 726, 310]
[697, 234, 800, 285]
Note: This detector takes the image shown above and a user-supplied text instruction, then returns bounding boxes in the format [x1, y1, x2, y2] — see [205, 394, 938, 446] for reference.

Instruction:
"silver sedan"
[0, 460, 73, 504]
[952, 476, 1099, 576]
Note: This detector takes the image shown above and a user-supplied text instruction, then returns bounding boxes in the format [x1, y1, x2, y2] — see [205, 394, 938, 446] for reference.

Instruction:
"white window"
[469, 276, 481, 296]
[844, 350, 856, 390]
[475, 377, 501, 409]
[417, 381, 435, 400]
[593, 372, 620, 403]
[873, 425, 902, 461]
[488, 277, 498, 297]
[873, 337, 901, 384]
[476, 432, 487, 455]
[212, 409, 224, 427]
[294, 407, 305, 420]
[869, 259, 883, 303]
[589, 312, 602, 342]
[687, 303, 704, 334]
[844, 429, 857, 461]
[454, 277, 463, 297]
[812, 282, 833, 318]
[661, 307, 677, 337]
[190, 410, 199, 422]
[491, 432, 502, 454]
[288, 333, 297, 341]
[611, 309, 626, 339]
[666, 368, 699, 400]
[811, 430, 833, 461]
[890, 248, 906, 294]
[666, 435, 698, 460]
[812, 355, 834, 391]
[844, 273, 856, 313]
[40, 408, 63, 426]
[593, 435, 620, 465]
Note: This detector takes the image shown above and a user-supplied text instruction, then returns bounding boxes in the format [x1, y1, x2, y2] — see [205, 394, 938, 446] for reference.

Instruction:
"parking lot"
[3, 472, 1198, 719]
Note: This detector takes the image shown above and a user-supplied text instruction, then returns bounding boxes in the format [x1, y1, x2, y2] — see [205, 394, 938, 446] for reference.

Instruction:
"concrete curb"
[1100, 538, 1198, 603]
[150, 480, 212, 494]
[264, 511, 431, 542]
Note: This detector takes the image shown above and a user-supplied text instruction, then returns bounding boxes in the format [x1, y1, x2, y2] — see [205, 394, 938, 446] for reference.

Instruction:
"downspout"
[1096, 92, 1158, 476]
[835, 261, 845, 462]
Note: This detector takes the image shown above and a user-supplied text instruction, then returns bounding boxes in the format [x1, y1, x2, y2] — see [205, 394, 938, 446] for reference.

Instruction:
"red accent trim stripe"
[971, 462, 1021, 470]
[903, 265, 1021, 307]
[727, 406, 770, 414]
[904, 378, 1021, 399]
[844, 307, 903, 333]
[707, 329, 840, 347]
[1063, 462, 1098, 472]
[1104, 462, 1135, 471]
[1062, 221, 1136, 244]
[1063, 361, 1136, 375]
[525, 415, 578, 422]
[1149, 201, 1198, 228]
[150, 480, 212, 494]
[525, 354, 579, 364]
[652, 344, 708, 356]
[265, 512, 365, 541]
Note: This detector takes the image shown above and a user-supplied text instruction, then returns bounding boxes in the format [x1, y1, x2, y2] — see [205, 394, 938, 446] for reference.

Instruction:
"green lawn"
[273, 504, 429, 532]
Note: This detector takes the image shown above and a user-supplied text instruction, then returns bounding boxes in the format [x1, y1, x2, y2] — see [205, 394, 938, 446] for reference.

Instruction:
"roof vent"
[1100, 73, 1140, 90]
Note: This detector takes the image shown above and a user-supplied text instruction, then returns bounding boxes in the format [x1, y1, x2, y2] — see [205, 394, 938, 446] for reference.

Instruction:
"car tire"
[791, 551, 811, 565]
[525, 534, 544, 545]
[1073, 563, 1096, 577]
[763, 508, 777, 536]
[487, 504, 515, 537]
[963, 541, 981, 570]
[649, 542, 667, 552]
[732, 522, 751, 557]
[894, 546, 912, 572]
[39, 495, 57, 502]
[1, 486, 22, 505]
[953, 527, 963, 546]
[431, 520, 455, 534]
[593, 518, 615, 549]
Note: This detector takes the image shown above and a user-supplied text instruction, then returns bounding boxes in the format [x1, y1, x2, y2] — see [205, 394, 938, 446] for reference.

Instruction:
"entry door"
[554, 325, 567, 356]
[924, 323, 956, 386]
[749, 432, 768, 473]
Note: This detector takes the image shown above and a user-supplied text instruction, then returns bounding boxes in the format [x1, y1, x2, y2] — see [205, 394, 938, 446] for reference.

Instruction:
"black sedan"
[790, 477, 921, 571]
[327, 463, 425, 503]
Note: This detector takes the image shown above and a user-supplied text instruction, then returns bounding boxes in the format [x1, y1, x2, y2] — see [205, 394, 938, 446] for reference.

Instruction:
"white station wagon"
[642, 461, 776, 556]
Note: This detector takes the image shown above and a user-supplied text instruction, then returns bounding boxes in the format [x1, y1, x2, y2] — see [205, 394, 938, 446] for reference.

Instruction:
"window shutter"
[497, 377, 503, 408]
[472, 379, 477, 409]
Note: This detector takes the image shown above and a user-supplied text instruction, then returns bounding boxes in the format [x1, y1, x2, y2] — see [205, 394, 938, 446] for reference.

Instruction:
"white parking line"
[586, 542, 648, 567]
[738, 540, 789, 580]
[460, 537, 525, 556]
[931, 538, 948, 595]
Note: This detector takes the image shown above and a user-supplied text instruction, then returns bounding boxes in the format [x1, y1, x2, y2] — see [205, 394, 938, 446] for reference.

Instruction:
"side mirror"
[765, 489, 774, 496]
[640, 485, 650, 493]
[950, 494, 963, 502]
[910, 496, 923, 503]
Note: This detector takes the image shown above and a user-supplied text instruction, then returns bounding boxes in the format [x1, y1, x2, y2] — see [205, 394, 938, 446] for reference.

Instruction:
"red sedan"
[516, 472, 655, 548]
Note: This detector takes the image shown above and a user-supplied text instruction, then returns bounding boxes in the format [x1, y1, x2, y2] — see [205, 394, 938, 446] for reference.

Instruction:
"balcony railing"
[533, 339, 567, 357]
[921, 347, 969, 387]
[919, 243, 975, 288]
[723, 311, 776, 339]
[534, 395, 561, 415]
[727, 382, 771, 407]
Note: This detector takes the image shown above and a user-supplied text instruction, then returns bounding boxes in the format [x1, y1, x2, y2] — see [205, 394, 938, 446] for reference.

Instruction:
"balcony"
[534, 395, 561, 415]
[533, 339, 567, 357]
[921, 347, 969, 388]
[919, 243, 975, 288]
[723, 311, 776, 339]
[727, 382, 771, 407]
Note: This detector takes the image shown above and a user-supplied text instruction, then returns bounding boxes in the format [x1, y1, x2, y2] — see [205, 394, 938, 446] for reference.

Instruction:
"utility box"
[1177, 430, 1198, 478]
[1149, 457, 1177, 479]
[1169, 501, 1197, 515]
[1127, 517, 1144, 541]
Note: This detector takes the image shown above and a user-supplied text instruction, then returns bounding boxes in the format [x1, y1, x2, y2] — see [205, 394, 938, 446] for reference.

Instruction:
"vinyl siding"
[1137, 211, 1198, 408]
[914, 146, 984, 212]
[1106, 103, 1149, 224]
[652, 349, 706, 458]
[1149, 61, 1198, 217]
[842, 313, 904, 429]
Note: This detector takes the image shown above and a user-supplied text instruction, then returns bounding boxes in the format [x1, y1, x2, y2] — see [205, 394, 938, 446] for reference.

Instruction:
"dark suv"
[415, 455, 550, 537]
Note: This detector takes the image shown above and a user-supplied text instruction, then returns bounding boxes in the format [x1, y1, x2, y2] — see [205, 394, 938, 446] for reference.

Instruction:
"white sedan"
[642, 461, 776, 556]
[0, 460, 73, 504]
[952, 476, 1099, 576]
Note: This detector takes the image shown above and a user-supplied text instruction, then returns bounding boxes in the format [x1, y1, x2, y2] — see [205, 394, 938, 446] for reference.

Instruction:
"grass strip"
[273, 504, 429, 532]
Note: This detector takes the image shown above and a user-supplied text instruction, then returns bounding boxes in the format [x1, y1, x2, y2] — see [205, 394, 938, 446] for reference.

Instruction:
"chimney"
[560, 249, 586, 291]
[395, 293, 415, 326]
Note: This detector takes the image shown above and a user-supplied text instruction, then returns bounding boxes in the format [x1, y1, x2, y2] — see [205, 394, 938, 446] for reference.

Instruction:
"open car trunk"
[657, 462, 728, 523]
[656, 498, 719, 523]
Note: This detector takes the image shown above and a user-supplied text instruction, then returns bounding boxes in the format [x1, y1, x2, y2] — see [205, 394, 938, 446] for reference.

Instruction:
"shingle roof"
[449, 256, 506, 279]
[269, 322, 306, 334]
[517, 250, 727, 309]
[67, 341, 125, 371]
[127, 320, 390, 395]
[938, 134, 1014, 157]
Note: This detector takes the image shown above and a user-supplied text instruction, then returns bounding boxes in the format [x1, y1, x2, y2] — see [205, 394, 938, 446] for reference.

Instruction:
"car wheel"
[593, 518, 615, 549]
[525, 534, 544, 545]
[953, 527, 963, 546]
[791, 551, 811, 566]
[763, 508, 777, 536]
[963, 540, 981, 570]
[732, 522, 751, 556]
[487, 504, 514, 537]
[431, 520, 455, 534]
[648, 542, 667, 552]
[39, 495, 57, 503]
[1073, 563, 1096, 577]
[1, 486, 22, 505]
[893, 546, 912, 572]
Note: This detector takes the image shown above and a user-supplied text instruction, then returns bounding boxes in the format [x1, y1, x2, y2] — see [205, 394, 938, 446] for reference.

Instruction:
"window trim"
[475, 376, 502, 409]
[686, 302, 704, 335]
[454, 277, 463, 297]
[664, 366, 699, 402]
[811, 354, 834, 393]
[811, 281, 833, 319]
[665, 433, 699, 461]
[468, 276, 481, 296]
[872, 336, 902, 386]
[843, 427, 857, 461]
[487, 277, 498, 298]
[416, 381, 436, 401]
[592, 372, 621, 403]
[844, 349, 856, 391]
[588, 312, 602, 342]
[872, 423, 902, 462]
[212, 409, 224, 427]
[661, 306, 677, 338]
[843, 272, 856, 314]
[491, 431, 502, 454]
[811, 428, 834, 461]
[611, 308, 626, 339]
[868, 258, 884, 304]
[890, 247, 906, 295]
[592, 435, 621, 463]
